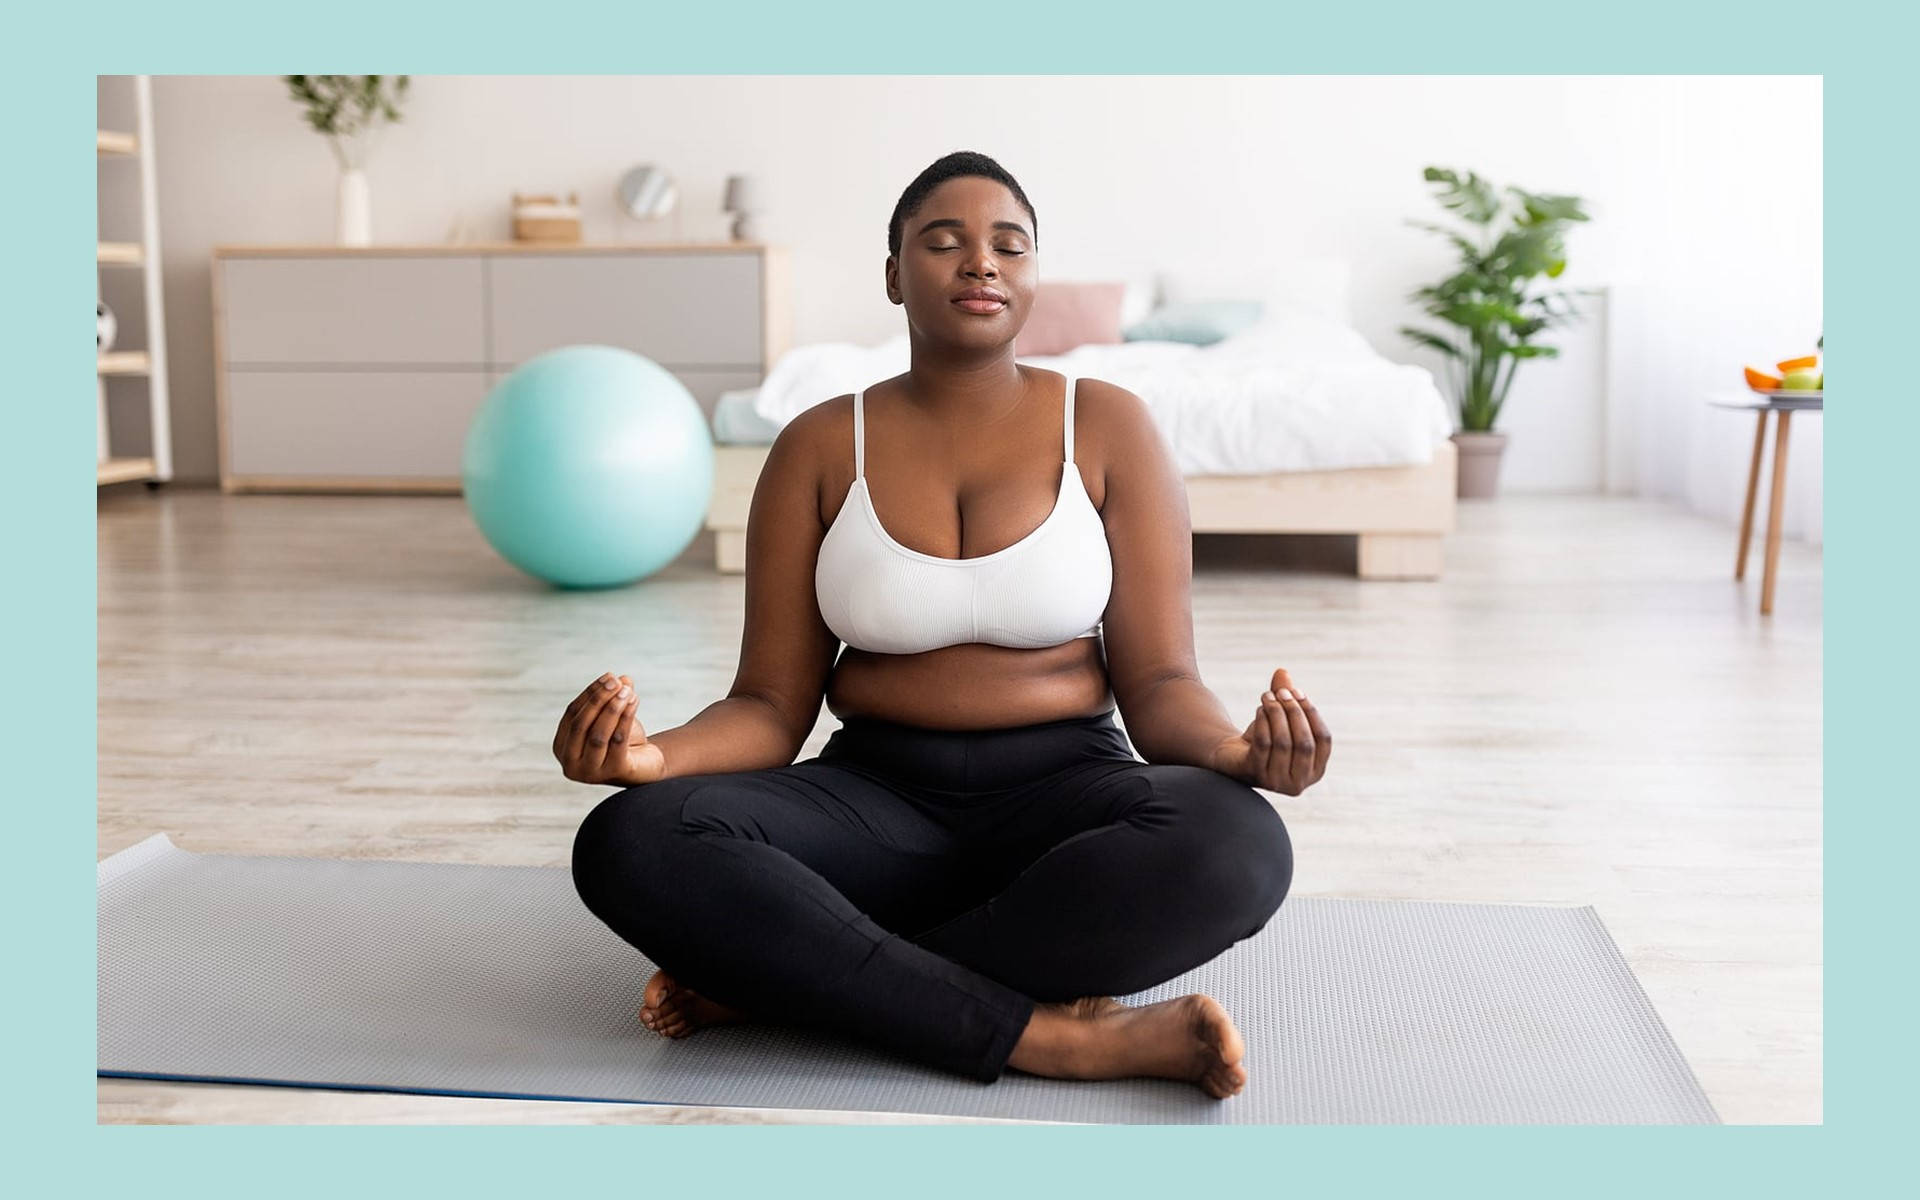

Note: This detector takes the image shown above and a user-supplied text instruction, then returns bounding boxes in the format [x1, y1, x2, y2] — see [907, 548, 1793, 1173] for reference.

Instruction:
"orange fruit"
[1776, 355, 1818, 373]
[1745, 365, 1784, 391]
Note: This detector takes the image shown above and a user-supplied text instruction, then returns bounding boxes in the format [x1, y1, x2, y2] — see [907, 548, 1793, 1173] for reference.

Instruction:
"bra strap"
[853, 388, 865, 480]
[1064, 375, 1076, 464]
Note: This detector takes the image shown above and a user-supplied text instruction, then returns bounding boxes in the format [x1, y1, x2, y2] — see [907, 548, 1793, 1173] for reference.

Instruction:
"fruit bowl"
[1744, 355, 1822, 397]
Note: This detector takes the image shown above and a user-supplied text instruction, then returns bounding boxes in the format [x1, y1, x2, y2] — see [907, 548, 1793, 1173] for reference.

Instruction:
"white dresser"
[212, 242, 791, 492]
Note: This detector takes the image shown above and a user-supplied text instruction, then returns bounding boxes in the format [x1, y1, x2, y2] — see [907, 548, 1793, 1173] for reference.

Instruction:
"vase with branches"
[1400, 167, 1597, 497]
[283, 75, 411, 246]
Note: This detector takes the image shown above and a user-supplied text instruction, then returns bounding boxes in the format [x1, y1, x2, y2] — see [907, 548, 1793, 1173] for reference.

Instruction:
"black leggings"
[569, 706, 1293, 1083]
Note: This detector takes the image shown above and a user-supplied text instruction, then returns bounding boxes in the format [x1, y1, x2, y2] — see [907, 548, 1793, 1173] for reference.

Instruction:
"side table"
[1709, 392, 1823, 615]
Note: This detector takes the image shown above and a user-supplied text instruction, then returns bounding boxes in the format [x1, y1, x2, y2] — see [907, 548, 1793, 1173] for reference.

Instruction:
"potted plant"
[1400, 167, 1596, 498]
[283, 76, 411, 247]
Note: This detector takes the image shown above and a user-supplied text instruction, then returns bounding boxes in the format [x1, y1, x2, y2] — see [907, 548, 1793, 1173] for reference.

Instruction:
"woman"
[566, 151, 1330, 1099]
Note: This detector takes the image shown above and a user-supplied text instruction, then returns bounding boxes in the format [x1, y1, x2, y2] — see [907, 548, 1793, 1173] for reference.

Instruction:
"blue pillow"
[1122, 300, 1265, 345]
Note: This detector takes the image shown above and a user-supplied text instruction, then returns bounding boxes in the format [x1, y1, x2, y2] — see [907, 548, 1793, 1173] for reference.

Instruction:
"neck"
[900, 339, 1027, 425]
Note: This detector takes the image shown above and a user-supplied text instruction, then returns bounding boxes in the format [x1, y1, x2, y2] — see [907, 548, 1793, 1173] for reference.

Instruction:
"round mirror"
[616, 165, 678, 220]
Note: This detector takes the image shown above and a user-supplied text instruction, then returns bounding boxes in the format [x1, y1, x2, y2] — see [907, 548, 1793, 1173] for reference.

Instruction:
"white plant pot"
[1450, 430, 1510, 499]
[337, 167, 372, 246]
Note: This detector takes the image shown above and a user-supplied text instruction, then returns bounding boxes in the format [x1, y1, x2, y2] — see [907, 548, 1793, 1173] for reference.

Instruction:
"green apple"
[1780, 367, 1821, 391]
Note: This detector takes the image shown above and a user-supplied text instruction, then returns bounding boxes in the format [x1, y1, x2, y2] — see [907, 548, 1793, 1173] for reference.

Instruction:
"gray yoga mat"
[98, 833, 1719, 1124]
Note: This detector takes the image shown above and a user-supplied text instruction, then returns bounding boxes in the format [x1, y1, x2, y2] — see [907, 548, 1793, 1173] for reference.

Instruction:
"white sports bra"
[814, 374, 1113, 655]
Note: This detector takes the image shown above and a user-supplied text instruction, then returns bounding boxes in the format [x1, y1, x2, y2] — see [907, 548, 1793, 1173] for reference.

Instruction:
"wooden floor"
[96, 485, 1823, 1125]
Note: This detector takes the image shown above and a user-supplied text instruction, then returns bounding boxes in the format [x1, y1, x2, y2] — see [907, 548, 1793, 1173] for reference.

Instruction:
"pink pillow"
[1014, 281, 1127, 357]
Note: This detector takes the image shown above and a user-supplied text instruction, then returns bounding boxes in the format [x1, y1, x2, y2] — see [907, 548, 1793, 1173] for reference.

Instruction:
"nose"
[963, 245, 997, 279]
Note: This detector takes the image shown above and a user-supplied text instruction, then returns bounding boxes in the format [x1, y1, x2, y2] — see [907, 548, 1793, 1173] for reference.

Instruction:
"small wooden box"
[511, 192, 583, 244]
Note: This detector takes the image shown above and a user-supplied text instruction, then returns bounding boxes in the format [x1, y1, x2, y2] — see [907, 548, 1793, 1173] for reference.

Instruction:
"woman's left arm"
[1089, 380, 1331, 794]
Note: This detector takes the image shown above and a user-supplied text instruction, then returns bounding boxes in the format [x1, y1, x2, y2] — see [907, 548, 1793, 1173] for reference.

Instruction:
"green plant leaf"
[1423, 166, 1501, 224]
[1400, 326, 1461, 357]
[284, 74, 410, 140]
[1508, 186, 1591, 226]
[1406, 219, 1485, 265]
[1485, 227, 1563, 279]
[1435, 299, 1528, 330]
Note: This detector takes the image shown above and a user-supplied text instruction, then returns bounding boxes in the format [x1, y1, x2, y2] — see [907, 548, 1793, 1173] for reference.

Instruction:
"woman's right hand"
[554, 671, 665, 787]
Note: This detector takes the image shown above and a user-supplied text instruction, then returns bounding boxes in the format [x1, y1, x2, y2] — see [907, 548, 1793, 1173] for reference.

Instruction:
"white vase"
[337, 167, 371, 246]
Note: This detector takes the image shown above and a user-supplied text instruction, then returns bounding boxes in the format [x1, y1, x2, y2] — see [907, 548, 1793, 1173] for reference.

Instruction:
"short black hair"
[888, 150, 1038, 259]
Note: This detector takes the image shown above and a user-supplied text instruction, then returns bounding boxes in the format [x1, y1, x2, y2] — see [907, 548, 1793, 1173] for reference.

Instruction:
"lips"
[952, 288, 1007, 314]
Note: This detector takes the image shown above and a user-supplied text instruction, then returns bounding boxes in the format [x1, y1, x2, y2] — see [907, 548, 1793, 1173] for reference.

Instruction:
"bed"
[705, 264, 1458, 579]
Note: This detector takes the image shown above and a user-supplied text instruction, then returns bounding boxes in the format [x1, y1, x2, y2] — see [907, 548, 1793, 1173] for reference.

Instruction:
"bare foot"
[637, 969, 749, 1038]
[1007, 993, 1248, 1099]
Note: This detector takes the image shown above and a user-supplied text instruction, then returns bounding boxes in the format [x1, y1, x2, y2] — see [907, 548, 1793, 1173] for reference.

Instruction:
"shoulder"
[789, 392, 855, 435]
[1064, 376, 1171, 509]
[749, 396, 857, 529]
[756, 394, 852, 502]
[767, 393, 852, 461]
[1070, 376, 1160, 450]
[1072, 375, 1147, 415]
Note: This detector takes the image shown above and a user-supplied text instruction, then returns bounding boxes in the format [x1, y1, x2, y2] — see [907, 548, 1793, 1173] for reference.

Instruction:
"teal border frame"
[20, 1, 1887, 1192]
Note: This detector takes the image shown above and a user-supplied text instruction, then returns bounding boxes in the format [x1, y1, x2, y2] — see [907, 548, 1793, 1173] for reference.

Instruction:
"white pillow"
[1120, 276, 1159, 328]
[1205, 306, 1382, 365]
[1156, 257, 1351, 326]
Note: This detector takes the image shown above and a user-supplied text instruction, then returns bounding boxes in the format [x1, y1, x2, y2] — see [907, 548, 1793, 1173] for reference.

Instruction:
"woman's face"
[887, 176, 1036, 351]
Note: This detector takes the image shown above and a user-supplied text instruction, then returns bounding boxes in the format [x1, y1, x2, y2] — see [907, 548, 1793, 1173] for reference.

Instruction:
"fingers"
[1246, 696, 1272, 751]
[554, 674, 612, 759]
[1275, 688, 1315, 783]
[562, 673, 625, 771]
[581, 680, 634, 777]
[566, 674, 624, 766]
[557, 673, 617, 747]
[619, 675, 644, 744]
[1260, 690, 1291, 791]
[1296, 691, 1332, 782]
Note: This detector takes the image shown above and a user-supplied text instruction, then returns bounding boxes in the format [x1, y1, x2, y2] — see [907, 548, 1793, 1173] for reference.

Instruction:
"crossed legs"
[570, 756, 1293, 1088]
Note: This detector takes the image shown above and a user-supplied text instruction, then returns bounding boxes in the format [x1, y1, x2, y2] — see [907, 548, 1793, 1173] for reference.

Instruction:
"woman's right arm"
[641, 402, 845, 782]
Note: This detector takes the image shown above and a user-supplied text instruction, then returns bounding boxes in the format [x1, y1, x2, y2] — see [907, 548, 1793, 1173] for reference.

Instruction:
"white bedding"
[743, 309, 1456, 474]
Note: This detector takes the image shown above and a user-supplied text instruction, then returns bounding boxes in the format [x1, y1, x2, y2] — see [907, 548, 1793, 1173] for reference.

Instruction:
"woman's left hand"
[1209, 668, 1331, 796]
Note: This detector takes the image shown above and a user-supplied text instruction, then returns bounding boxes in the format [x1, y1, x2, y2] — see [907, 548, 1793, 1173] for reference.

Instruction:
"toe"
[1203, 1059, 1246, 1098]
[643, 970, 679, 1012]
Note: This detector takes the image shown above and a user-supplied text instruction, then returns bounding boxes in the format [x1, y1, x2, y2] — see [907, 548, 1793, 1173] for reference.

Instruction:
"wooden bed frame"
[705, 438, 1457, 580]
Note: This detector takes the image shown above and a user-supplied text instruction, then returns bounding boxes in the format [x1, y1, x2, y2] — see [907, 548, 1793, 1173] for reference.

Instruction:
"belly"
[825, 638, 1114, 730]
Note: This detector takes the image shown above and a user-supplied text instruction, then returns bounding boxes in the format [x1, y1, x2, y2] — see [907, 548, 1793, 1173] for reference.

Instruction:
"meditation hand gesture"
[1209, 668, 1331, 797]
[554, 671, 666, 787]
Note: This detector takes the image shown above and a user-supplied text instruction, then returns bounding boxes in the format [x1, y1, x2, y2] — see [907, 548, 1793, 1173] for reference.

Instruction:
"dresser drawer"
[220, 256, 487, 364]
[225, 371, 491, 478]
[488, 253, 763, 367]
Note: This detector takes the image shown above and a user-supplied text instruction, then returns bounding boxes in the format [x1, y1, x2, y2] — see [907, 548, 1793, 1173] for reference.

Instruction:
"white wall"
[125, 75, 1821, 540]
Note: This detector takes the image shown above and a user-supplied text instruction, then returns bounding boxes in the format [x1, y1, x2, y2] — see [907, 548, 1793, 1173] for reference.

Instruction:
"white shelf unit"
[97, 74, 172, 487]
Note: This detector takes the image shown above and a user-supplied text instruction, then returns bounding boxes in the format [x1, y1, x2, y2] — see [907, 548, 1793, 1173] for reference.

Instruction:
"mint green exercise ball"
[462, 345, 714, 589]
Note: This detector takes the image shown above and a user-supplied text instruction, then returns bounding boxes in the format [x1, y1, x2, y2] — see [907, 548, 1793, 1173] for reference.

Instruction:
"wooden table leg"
[1736, 410, 1767, 581]
[1760, 409, 1793, 615]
